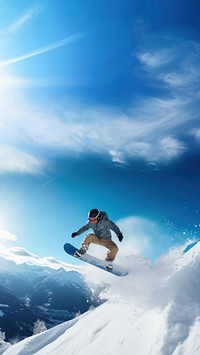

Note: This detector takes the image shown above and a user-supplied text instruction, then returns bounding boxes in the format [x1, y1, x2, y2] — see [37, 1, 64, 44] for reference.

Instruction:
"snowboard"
[63, 243, 128, 277]
[183, 241, 198, 254]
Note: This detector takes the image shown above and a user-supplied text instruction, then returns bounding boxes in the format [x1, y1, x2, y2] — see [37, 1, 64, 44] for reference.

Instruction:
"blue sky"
[0, 0, 200, 263]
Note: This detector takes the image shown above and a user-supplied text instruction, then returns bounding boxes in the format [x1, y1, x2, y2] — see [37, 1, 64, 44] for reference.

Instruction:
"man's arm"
[76, 223, 90, 235]
[107, 219, 123, 238]
[71, 222, 90, 238]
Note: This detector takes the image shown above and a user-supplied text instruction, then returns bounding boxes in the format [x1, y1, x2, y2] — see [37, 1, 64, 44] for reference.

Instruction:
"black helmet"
[88, 208, 100, 219]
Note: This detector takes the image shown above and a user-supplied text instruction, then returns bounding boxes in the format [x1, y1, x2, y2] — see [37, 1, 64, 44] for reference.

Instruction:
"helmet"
[88, 208, 100, 219]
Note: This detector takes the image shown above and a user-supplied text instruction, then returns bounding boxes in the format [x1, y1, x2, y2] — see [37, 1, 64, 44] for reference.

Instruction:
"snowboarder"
[71, 209, 123, 270]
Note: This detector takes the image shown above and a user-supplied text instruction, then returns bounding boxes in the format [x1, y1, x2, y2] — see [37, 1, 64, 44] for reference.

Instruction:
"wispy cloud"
[0, 33, 84, 68]
[10, 247, 39, 257]
[0, 244, 82, 271]
[192, 128, 200, 140]
[5, 5, 41, 35]
[136, 38, 200, 96]
[0, 145, 44, 175]
[0, 229, 17, 241]
[137, 48, 175, 68]
[0, 93, 192, 174]
[0, 35, 199, 175]
[0, 4, 42, 43]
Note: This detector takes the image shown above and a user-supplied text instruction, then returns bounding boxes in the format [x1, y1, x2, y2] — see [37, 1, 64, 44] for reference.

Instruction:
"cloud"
[0, 145, 44, 175]
[0, 91, 195, 175]
[137, 49, 175, 68]
[159, 137, 186, 159]
[117, 216, 152, 255]
[0, 244, 82, 271]
[109, 150, 126, 164]
[9, 247, 39, 258]
[136, 38, 200, 97]
[0, 35, 199, 174]
[191, 128, 200, 140]
[115, 216, 173, 259]
[0, 229, 17, 241]
[0, 4, 43, 46]
[5, 5, 41, 35]
[0, 33, 84, 68]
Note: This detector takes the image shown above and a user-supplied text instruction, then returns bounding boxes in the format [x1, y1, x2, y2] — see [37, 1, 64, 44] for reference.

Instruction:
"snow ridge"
[4, 241, 200, 355]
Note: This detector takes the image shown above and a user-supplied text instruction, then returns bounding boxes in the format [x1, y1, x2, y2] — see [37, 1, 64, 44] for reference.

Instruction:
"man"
[71, 208, 123, 270]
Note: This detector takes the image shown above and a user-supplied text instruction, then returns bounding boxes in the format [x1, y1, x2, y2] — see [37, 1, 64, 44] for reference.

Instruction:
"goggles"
[89, 217, 98, 222]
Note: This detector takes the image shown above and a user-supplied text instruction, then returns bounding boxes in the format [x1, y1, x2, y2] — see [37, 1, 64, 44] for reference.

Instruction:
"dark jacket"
[76, 211, 122, 241]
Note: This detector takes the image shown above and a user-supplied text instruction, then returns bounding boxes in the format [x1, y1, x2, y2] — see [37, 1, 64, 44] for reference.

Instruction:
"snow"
[3, 241, 200, 355]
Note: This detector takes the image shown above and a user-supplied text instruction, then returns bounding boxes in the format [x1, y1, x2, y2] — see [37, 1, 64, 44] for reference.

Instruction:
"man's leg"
[83, 236, 119, 261]
[75, 234, 98, 257]
[101, 240, 119, 262]
[77, 234, 100, 254]
[82, 233, 100, 247]
[76, 235, 118, 262]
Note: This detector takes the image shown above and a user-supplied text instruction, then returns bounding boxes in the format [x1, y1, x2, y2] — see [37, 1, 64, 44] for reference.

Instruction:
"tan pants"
[82, 233, 119, 261]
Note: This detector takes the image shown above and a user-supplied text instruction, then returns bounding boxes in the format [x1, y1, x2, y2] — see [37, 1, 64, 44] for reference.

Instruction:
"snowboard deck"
[183, 241, 198, 254]
[64, 243, 128, 277]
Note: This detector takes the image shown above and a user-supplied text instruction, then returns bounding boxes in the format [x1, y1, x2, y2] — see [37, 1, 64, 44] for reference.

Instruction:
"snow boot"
[74, 244, 88, 258]
[105, 259, 113, 271]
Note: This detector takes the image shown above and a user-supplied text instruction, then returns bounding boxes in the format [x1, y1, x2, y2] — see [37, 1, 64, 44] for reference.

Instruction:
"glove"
[118, 233, 123, 242]
[71, 232, 78, 238]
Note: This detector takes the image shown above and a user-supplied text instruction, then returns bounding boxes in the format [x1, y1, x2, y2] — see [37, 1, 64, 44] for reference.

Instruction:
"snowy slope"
[4, 241, 200, 355]
[0, 254, 103, 342]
